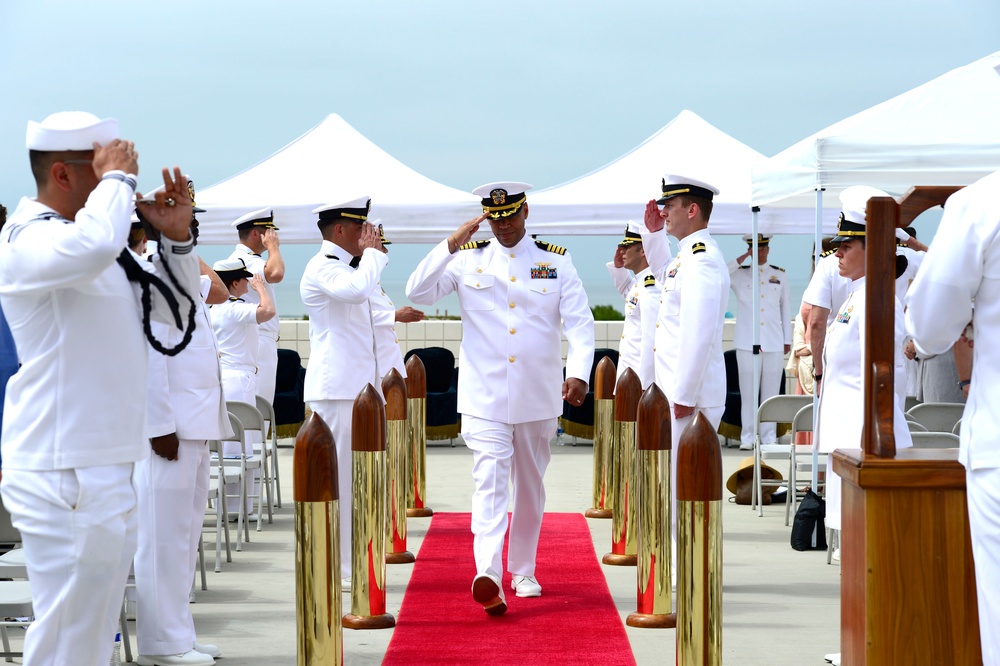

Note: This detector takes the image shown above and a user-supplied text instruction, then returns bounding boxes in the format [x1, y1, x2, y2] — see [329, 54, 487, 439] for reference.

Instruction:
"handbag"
[790, 489, 828, 551]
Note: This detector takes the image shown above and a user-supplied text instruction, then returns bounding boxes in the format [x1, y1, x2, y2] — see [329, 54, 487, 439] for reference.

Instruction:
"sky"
[1, 1, 998, 316]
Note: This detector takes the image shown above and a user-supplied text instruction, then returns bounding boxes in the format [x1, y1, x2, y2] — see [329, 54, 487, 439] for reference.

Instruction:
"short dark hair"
[0, 204, 7, 230]
[237, 227, 255, 242]
[28, 149, 93, 186]
[677, 194, 713, 220]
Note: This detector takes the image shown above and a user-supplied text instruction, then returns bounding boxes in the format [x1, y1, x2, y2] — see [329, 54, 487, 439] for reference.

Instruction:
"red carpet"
[383, 512, 635, 665]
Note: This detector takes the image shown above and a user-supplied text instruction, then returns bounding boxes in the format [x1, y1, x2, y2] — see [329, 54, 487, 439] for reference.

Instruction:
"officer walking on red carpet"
[407, 182, 595, 616]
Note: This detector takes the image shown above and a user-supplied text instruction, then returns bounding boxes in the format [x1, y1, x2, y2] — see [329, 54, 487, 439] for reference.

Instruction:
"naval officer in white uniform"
[406, 182, 594, 616]
[0, 112, 200, 666]
[371, 223, 425, 381]
[728, 233, 792, 450]
[643, 175, 729, 540]
[905, 170, 1000, 665]
[300, 197, 387, 584]
[815, 186, 912, 666]
[227, 208, 284, 404]
[135, 196, 231, 666]
[606, 221, 664, 389]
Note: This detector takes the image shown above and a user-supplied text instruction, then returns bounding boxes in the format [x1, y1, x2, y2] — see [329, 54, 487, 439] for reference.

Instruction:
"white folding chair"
[206, 438, 234, 570]
[952, 419, 961, 436]
[905, 402, 966, 434]
[255, 395, 282, 509]
[753, 394, 812, 523]
[907, 420, 929, 433]
[215, 412, 251, 551]
[788, 403, 827, 518]
[909, 431, 961, 449]
[226, 401, 273, 529]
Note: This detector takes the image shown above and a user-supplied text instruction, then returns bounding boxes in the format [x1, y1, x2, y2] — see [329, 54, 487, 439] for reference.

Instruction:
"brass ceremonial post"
[293, 413, 342, 665]
[342, 385, 396, 630]
[382, 369, 415, 564]
[603, 368, 641, 566]
[675, 412, 723, 666]
[404, 354, 433, 518]
[627, 384, 675, 629]
[833, 188, 981, 665]
[585, 355, 616, 519]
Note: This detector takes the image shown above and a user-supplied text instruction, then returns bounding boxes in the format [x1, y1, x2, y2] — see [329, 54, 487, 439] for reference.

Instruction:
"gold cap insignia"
[491, 189, 507, 205]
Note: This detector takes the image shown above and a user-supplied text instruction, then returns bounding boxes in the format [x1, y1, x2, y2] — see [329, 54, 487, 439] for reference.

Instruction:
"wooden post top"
[382, 368, 408, 421]
[614, 368, 641, 422]
[404, 355, 426, 399]
[675, 412, 722, 502]
[293, 412, 339, 502]
[636, 384, 671, 451]
[594, 355, 617, 401]
[352, 383, 386, 452]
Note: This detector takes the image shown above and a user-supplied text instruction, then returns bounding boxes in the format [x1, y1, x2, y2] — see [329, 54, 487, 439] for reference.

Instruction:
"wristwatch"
[958, 379, 971, 390]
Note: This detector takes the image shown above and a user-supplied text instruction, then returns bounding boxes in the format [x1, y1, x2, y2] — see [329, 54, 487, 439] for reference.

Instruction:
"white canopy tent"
[752, 50, 1000, 208]
[751, 50, 1000, 508]
[194, 114, 480, 245]
[528, 110, 834, 236]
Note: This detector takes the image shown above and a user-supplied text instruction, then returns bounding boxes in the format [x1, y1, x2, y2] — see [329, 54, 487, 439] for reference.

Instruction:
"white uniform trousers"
[967, 466, 1000, 666]
[134, 440, 211, 656]
[669, 406, 725, 557]
[462, 415, 556, 578]
[1, 464, 137, 666]
[255, 334, 278, 405]
[736, 349, 785, 447]
[220, 366, 259, 515]
[308, 399, 355, 579]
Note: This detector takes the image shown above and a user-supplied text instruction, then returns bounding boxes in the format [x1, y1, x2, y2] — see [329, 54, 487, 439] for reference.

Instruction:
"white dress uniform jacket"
[816, 278, 911, 530]
[211, 296, 260, 406]
[371, 281, 407, 380]
[0, 176, 200, 470]
[904, 169, 1000, 665]
[652, 228, 729, 411]
[301, 242, 389, 401]
[803, 252, 852, 329]
[607, 264, 659, 389]
[406, 236, 595, 424]
[147, 276, 232, 441]
[729, 261, 792, 352]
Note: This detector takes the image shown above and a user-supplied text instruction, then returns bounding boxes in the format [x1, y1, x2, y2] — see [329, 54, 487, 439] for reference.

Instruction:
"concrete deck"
[8, 436, 841, 664]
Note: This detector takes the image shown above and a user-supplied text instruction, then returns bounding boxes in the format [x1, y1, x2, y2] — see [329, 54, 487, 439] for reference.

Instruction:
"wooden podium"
[830, 188, 982, 665]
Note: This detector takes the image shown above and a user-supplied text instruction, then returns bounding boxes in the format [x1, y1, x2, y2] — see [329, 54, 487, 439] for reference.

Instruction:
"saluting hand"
[643, 200, 664, 233]
[93, 138, 139, 178]
[261, 227, 281, 252]
[613, 246, 626, 268]
[358, 221, 383, 252]
[135, 168, 193, 243]
[448, 212, 489, 252]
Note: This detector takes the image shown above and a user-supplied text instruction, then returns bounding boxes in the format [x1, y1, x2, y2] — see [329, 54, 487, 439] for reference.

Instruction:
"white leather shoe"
[472, 568, 507, 615]
[136, 649, 215, 666]
[193, 642, 221, 658]
[511, 574, 542, 598]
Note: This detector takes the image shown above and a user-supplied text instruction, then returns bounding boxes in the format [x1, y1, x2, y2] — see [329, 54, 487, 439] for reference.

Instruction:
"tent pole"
[811, 187, 824, 546]
[751, 207, 763, 516]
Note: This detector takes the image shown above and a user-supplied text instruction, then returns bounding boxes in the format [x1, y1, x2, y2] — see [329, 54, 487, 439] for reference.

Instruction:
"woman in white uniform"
[815, 186, 912, 666]
[210, 258, 275, 517]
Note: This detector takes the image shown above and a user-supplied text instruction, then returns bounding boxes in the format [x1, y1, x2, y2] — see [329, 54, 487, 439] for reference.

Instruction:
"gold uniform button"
[476, 282, 480, 287]
[653, 347, 657, 352]
[510, 276, 517, 282]
[509, 356, 515, 363]
[477, 268, 483, 274]
[621, 334, 625, 340]
[509, 253, 515, 258]
[510, 328, 516, 334]
[656, 322, 660, 328]
[509, 302, 515, 309]
[542, 287, 547, 293]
